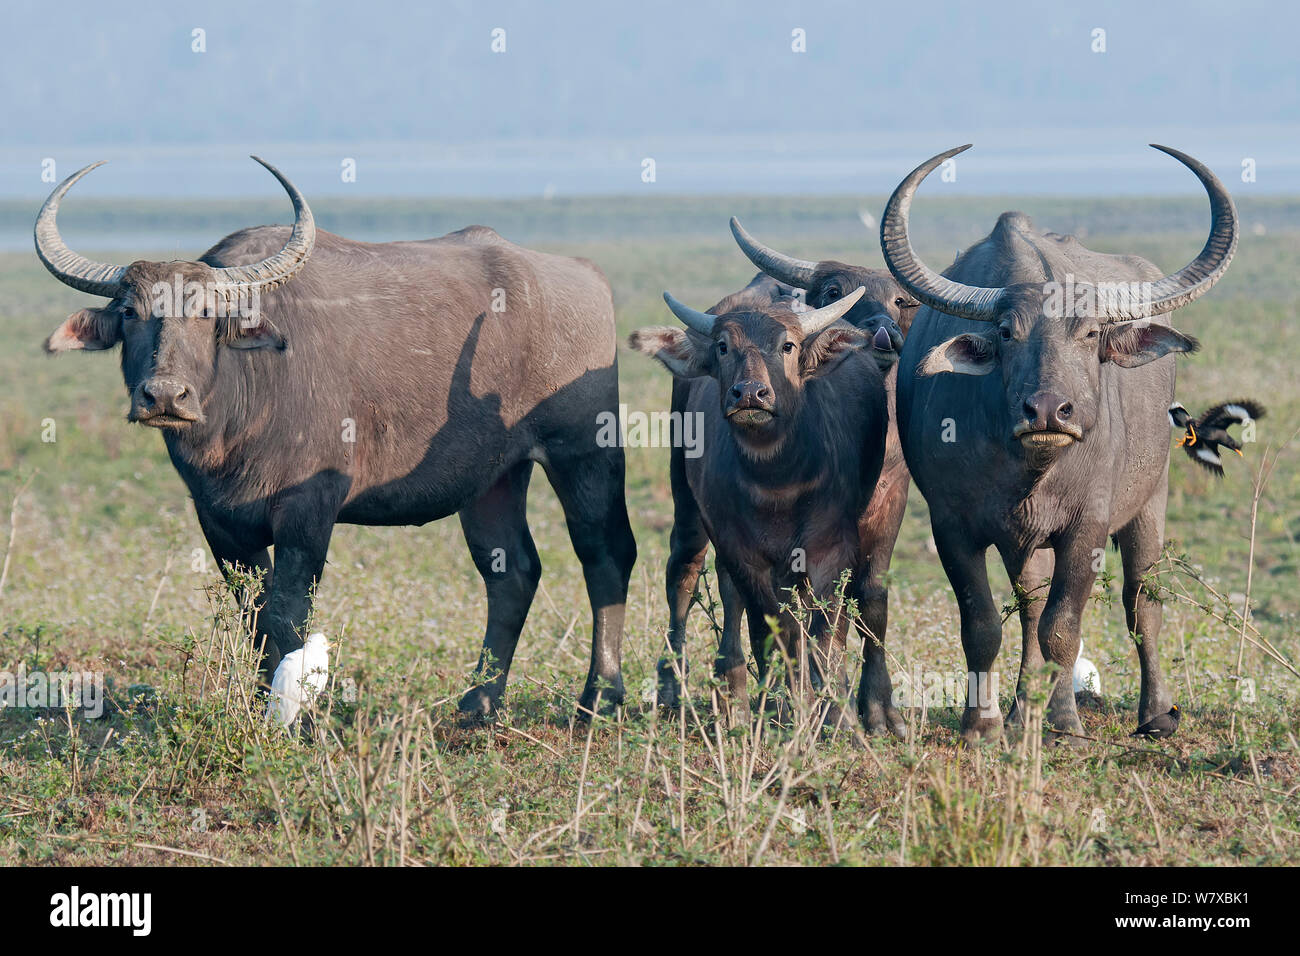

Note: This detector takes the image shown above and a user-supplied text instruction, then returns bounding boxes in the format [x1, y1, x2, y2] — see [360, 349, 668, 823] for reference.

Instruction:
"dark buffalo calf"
[632, 283, 903, 734]
[724, 220, 921, 731]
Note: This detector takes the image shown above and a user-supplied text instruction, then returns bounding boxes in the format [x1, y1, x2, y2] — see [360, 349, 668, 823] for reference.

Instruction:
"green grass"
[0, 194, 1296, 865]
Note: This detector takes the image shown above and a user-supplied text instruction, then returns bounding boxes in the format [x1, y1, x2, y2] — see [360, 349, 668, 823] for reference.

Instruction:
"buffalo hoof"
[577, 677, 624, 721]
[707, 685, 751, 731]
[655, 664, 683, 711]
[457, 687, 500, 726]
[819, 700, 856, 736]
[859, 701, 908, 740]
[1045, 703, 1085, 742]
[958, 708, 1004, 746]
[718, 664, 749, 702]
[725, 698, 752, 732]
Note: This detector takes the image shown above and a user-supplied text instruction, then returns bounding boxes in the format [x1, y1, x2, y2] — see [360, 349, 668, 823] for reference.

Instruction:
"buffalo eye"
[782, 341, 796, 354]
[717, 341, 728, 356]
[824, 287, 840, 301]
[121, 305, 137, 320]
[999, 326, 1012, 341]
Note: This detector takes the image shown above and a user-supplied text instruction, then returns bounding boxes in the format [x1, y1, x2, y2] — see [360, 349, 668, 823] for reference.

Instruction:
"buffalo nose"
[136, 378, 197, 420]
[142, 380, 187, 407]
[142, 382, 184, 406]
[1024, 391, 1073, 430]
[730, 381, 770, 405]
[860, 313, 901, 349]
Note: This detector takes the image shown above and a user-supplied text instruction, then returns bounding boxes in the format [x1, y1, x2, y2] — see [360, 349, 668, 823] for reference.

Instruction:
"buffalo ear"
[223, 313, 287, 351]
[800, 326, 867, 380]
[1102, 324, 1198, 368]
[917, 332, 997, 376]
[45, 308, 121, 353]
[628, 327, 710, 379]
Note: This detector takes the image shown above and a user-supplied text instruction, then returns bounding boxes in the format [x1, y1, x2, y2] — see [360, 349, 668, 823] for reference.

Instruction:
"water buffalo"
[631, 282, 902, 732]
[651, 221, 918, 732]
[727, 219, 918, 733]
[36, 158, 637, 721]
[655, 272, 791, 712]
[880, 144, 1236, 742]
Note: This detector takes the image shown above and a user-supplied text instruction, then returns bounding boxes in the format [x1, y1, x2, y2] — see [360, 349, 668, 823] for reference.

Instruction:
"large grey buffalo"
[881, 145, 1236, 742]
[35, 158, 637, 721]
[631, 278, 900, 731]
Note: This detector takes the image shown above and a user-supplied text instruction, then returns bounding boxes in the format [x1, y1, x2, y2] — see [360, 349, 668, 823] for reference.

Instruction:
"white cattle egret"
[268, 632, 329, 727]
[1073, 640, 1100, 695]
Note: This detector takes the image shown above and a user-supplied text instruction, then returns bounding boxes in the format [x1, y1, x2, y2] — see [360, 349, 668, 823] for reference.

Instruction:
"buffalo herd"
[35, 146, 1238, 741]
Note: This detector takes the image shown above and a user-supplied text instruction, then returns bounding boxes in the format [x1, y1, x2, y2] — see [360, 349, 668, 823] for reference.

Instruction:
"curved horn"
[879, 145, 1005, 321]
[662, 291, 717, 335]
[34, 162, 127, 297]
[798, 285, 865, 335]
[209, 156, 316, 293]
[729, 217, 818, 288]
[1120, 145, 1237, 319]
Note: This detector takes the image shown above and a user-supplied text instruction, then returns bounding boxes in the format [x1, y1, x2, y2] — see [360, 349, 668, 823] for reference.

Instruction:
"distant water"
[3, 128, 1297, 201]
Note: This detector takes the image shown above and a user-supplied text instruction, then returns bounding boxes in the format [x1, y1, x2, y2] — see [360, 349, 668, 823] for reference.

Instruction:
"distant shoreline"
[4, 130, 1299, 201]
[2, 192, 1297, 253]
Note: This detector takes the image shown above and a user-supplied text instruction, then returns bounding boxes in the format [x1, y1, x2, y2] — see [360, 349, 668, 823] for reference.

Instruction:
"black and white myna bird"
[1168, 400, 1265, 477]
[1131, 705, 1180, 739]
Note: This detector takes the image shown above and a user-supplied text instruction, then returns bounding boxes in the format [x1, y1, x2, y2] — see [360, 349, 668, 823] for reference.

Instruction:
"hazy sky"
[3, 0, 1296, 196]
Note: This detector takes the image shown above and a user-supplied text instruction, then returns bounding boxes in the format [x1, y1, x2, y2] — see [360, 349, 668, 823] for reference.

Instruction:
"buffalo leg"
[1003, 546, 1054, 726]
[813, 597, 854, 731]
[857, 517, 908, 738]
[196, 508, 277, 674]
[799, 569, 854, 731]
[932, 521, 1004, 743]
[747, 596, 775, 688]
[1117, 490, 1174, 729]
[714, 565, 749, 719]
[263, 494, 339, 666]
[660, 457, 709, 709]
[1037, 530, 1106, 736]
[766, 601, 811, 724]
[543, 448, 637, 718]
[457, 461, 542, 721]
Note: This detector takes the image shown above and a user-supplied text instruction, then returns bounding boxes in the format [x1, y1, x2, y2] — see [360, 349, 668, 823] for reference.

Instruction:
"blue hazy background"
[1, 0, 1294, 207]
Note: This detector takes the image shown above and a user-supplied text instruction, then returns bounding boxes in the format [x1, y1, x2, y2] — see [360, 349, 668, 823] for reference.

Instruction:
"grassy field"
[0, 193, 1296, 866]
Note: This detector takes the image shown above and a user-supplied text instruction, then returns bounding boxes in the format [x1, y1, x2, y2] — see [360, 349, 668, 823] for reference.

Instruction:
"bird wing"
[1184, 442, 1225, 477]
[1200, 399, 1265, 432]
[301, 634, 331, 693]
[268, 647, 306, 725]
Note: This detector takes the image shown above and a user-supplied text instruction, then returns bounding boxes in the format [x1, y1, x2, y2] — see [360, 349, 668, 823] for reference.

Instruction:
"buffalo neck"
[725, 386, 844, 492]
[160, 347, 282, 476]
